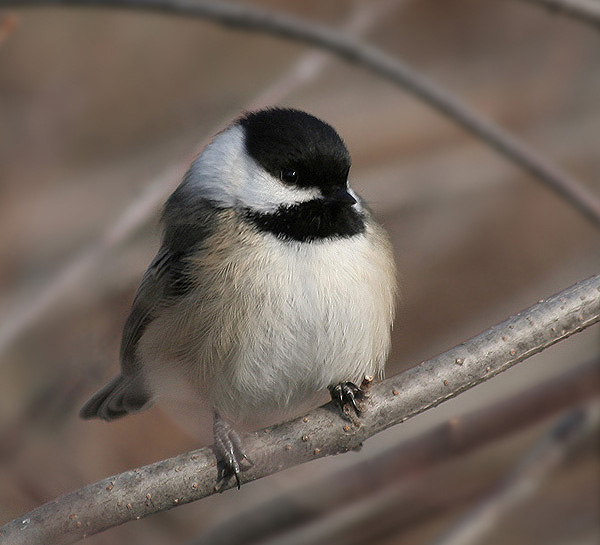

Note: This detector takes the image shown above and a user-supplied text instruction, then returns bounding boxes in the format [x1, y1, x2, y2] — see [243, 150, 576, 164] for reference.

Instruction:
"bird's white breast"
[139, 212, 396, 423]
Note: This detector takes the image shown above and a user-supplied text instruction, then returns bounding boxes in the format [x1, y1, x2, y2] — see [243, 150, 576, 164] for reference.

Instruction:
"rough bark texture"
[1, 274, 598, 545]
[194, 356, 600, 545]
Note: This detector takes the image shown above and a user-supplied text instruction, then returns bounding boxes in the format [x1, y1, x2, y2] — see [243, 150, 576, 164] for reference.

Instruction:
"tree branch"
[516, 0, 600, 29]
[0, 0, 404, 358]
[1, 274, 599, 545]
[233, 408, 600, 545]
[192, 356, 600, 545]
[1, 0, 599, 226]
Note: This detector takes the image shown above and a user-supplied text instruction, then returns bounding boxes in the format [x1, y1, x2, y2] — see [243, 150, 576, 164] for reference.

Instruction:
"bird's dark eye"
[280, 169, 299, 184]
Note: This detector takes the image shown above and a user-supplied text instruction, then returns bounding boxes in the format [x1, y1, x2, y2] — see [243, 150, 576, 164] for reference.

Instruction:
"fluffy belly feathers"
[138, 218, 396, 421]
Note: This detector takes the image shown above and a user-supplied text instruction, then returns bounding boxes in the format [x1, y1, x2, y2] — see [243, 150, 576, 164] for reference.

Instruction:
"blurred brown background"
[0, 0, 599, 543]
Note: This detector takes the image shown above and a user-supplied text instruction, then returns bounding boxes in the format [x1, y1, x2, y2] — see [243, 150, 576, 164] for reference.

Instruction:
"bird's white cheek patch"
[186, 124, 321, 212]
[236, 160, 321, 212]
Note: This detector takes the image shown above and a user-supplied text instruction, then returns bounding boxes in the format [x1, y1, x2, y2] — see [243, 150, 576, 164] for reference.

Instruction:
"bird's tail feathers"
[79, 374, 152, 421]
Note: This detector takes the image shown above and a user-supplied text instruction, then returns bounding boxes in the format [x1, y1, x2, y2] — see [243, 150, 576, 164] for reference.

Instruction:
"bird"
[80, 107, 397, 488]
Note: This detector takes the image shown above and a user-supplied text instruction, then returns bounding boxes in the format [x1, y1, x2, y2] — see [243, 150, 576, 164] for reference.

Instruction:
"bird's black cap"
[238, 108, 351, 191]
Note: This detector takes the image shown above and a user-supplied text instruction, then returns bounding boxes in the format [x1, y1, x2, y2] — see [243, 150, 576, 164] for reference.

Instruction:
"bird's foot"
[329, 381, 365, 416]
[213, 412, 252, 490]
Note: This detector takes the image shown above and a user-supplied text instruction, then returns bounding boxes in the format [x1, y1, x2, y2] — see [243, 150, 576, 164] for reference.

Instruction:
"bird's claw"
[329, 381, 364, 416]
[213, 413, 252, 490]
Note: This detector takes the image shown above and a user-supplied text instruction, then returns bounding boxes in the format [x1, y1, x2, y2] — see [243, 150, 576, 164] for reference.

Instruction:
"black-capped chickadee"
[80, 108, 397, 487]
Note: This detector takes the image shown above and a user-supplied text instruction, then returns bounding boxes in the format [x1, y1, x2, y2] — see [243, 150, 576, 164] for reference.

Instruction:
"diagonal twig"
[1, 0, 599, 226]
[0, 0, 407, 358]
[431, 403, 600, 545]
[516, 0, 600, 29]
[0, 0, 597, 357]
[1, 274, 598, 545]
[191, 356, 600, 545]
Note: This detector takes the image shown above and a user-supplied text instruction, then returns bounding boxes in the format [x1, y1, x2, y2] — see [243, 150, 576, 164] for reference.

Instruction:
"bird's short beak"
[325, 188, 357, 205]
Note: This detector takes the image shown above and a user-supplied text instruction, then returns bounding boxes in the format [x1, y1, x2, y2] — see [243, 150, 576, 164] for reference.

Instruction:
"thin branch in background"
[516, 0, 600, 29]
[0, 0, 406, 359]
[1, 2, 599, 224]
[0, 274, 598, 545]
[247, 0, 413, 109]
[192, 357, 600, 545]
[261, 402, 600, 545]
[257, 481, 418, 545]
[430, 404, 600, 545]
[0, 162, 183, 357]
[1, 0, 598, 356]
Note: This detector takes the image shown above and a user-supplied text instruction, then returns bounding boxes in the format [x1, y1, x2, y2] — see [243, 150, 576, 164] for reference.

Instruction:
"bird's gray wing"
[119, 193, 218, 375]
[119, 246, 182, 373]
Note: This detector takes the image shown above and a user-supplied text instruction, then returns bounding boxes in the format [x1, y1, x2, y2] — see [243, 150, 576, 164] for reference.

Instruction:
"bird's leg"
[329, 381, 364, 415]
[213, 411, 252, 489]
